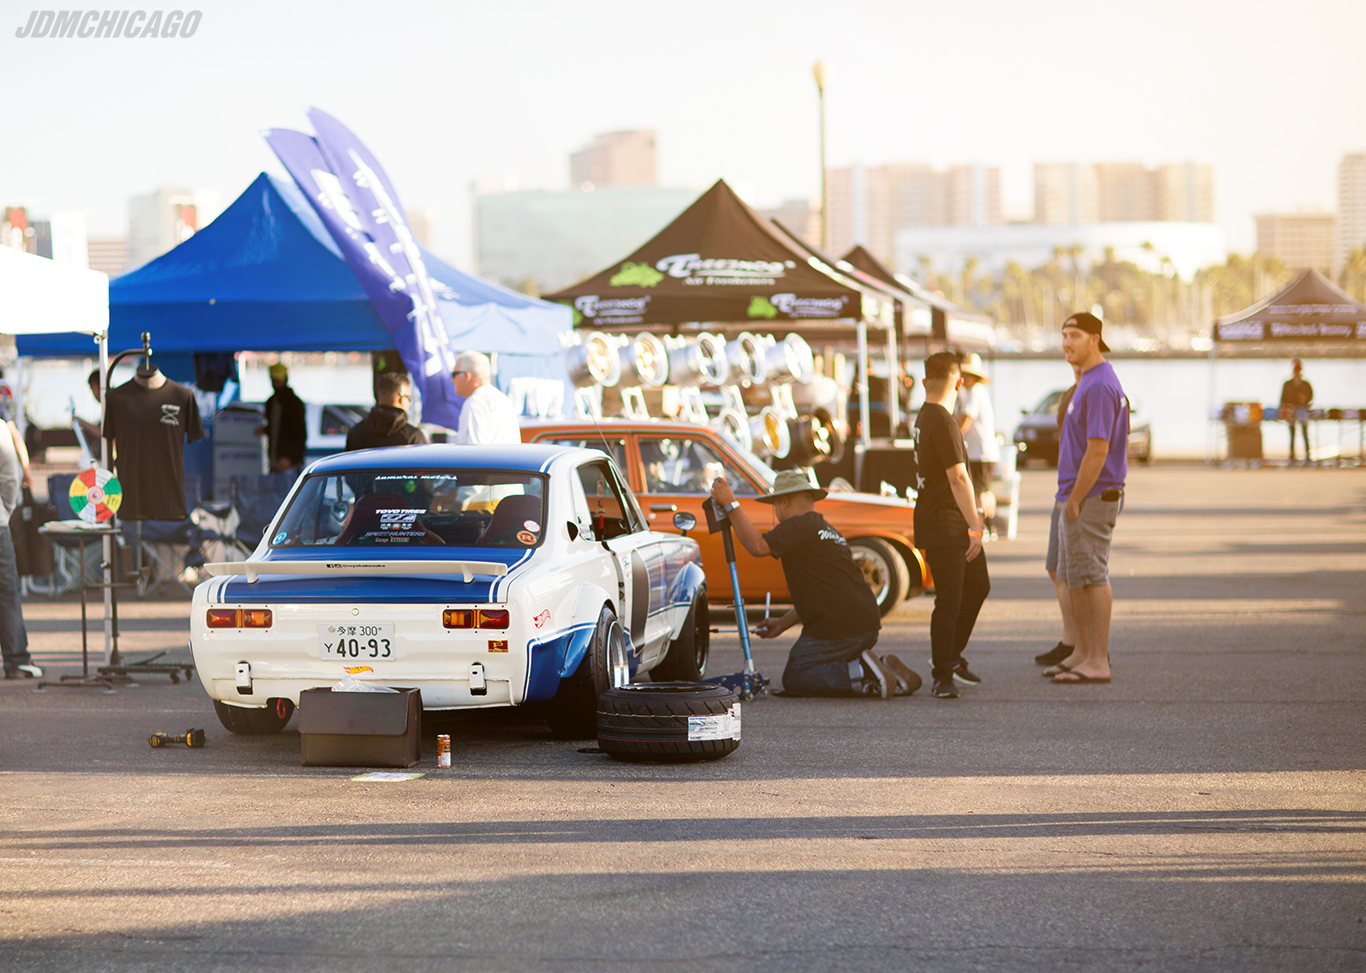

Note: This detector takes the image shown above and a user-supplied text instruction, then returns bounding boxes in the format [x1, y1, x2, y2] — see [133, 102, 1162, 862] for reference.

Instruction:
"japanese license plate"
[319, 622, 397, 661]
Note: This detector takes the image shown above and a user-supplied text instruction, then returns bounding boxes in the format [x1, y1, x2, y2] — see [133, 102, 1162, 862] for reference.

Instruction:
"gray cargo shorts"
[1045, 502, 1062, 573]
[1056, 496, 1123, 589]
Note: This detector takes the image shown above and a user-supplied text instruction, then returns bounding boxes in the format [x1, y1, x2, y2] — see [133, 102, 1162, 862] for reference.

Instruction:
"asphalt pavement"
[1, 465, 1363, 972]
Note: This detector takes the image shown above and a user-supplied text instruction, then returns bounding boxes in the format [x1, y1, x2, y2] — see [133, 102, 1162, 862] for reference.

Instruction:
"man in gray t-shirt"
[0, 429, 38, 679]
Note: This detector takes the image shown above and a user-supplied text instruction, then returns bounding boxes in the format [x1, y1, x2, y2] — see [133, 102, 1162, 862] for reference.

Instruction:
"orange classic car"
[523, 419, 929, 615]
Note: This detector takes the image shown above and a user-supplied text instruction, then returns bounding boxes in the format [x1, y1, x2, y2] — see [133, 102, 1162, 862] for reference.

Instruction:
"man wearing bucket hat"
[955, 353, 1000, 540]
[1045, 311, 1128, 685]
[256, 362, 307, 473]
[708, 470, 919, 698]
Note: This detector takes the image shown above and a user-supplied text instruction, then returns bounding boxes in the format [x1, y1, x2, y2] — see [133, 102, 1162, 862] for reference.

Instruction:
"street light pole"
[813, 59, 829, 252]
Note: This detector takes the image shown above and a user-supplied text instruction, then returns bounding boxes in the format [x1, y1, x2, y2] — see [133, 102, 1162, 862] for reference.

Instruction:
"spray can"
[437, 734, 451, 768]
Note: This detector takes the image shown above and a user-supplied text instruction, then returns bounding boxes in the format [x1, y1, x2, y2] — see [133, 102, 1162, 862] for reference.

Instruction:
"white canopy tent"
[0, 245, 113, 667]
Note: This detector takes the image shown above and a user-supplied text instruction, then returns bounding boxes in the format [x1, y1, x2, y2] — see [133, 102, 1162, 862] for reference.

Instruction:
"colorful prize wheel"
[69, 468, 122, 523]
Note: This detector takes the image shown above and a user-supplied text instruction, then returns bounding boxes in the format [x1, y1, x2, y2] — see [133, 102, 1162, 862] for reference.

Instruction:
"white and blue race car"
[192, 444, 709, 737]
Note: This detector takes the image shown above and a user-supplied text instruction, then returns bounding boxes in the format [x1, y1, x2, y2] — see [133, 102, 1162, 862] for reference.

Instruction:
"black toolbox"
[298, 687, 422, 768]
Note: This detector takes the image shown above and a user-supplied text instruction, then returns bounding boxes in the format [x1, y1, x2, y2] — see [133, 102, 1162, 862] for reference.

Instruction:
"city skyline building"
[1254, 212, 1337, 274]
[758, 197, 820, 248]
[569, 130, 657, 190]
[1035, 161, 1213, 224]
[127, 186, 220, 268]
[474, 184, 696, 294]
[826, 162, 1002, 266]
[86, 237, 132, 276]
[1338, 153, 1366, 272]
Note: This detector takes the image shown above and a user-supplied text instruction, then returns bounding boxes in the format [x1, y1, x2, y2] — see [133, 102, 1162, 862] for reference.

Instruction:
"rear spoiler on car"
[204, 560, 510, 584]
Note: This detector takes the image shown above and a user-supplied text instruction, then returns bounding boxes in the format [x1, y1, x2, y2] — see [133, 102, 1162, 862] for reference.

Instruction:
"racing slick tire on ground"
[849, 537, 909, 616]
[545, 605, 629, 740]
[213, 698, 295, 735]
[596, 682, 740, 762]
[650, 586, 709, 682]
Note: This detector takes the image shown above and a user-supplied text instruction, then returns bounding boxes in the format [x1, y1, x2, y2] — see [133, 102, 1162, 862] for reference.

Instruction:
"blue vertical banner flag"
[264, 111, 462, 429]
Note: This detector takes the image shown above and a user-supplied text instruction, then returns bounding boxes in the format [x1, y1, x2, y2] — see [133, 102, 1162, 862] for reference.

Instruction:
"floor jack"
[700, 498, 769, 700]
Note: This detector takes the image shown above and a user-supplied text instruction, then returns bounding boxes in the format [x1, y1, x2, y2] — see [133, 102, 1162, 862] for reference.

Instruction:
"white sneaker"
[4, 663, 43, 680]
[859, 650, 893, 699]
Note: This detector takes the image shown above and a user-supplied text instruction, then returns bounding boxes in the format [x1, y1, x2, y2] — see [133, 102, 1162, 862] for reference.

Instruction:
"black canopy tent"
[841, 245, 995, 353]
[1209, 269, 1366, 464]
[1215, 268, 1366, 344]
[544, 179, 896, 448]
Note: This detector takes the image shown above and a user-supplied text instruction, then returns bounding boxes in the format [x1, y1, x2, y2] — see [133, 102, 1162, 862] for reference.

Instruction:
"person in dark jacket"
[256, 363, 308, 471]
[345, 373, 426, 451]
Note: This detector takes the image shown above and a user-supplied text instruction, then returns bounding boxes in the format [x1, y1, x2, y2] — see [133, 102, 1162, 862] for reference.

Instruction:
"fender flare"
[559, 582, 611, 679]
[665, 561, 707, 638]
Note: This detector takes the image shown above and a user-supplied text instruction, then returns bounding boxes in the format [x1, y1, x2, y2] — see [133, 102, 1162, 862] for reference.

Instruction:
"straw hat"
[756, 469, 828, 504]
[959, 353, 989, 382]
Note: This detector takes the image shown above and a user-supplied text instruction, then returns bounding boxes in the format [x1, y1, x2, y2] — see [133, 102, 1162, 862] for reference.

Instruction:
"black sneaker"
[931, 677, 958, 698]
[1035, 642, 1074, 666]
[952, 662, 981, 686]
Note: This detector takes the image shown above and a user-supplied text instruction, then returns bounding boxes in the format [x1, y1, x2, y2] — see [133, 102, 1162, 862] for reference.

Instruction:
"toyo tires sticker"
[687, 702, 742, 741]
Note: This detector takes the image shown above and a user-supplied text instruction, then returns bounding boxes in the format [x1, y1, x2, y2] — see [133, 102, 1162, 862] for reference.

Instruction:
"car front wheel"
[849, 538, 909, 616]
[651, 587, 709, 681]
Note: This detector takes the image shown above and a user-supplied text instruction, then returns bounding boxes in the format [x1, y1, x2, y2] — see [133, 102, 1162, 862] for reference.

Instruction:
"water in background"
[15, 355, 1365, 460]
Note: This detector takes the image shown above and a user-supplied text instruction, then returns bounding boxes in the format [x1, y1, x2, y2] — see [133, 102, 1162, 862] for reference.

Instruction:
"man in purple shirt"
[1046, 312, 1127, 685]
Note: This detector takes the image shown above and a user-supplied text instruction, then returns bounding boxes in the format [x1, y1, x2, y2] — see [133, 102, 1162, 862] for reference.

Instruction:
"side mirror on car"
[673, 511, 697, 537]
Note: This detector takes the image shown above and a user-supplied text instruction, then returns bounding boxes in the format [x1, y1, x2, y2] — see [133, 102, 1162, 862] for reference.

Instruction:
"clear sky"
[4, 0, 1363, 266]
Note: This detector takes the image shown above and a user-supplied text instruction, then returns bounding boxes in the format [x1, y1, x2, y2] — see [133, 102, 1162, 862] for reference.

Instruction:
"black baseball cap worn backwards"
[1062, 311, 1110, 353]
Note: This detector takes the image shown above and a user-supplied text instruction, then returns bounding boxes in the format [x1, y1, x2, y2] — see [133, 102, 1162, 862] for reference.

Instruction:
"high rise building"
[758, 198, 820, 248]
[1154, 163, 1215, 223]
[1255, 213, 1336, 274]
[127, 186, 220, 267]
[1034, 162, 1213, 224]
[569, 131, 657, 189]
[87, 237, 132, 276]
[1338, 153, 1366, 272]
[827, 163, 1001, 265]
[474, 185, 696, 294]
[1033, 163, 1099, 224]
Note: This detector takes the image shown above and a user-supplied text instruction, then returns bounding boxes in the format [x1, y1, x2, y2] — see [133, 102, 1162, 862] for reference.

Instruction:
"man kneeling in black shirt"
[709, 469, 921, 698]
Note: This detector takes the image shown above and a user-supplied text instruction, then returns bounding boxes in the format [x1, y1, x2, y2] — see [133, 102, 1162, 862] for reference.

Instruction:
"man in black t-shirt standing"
[913, 352, 991, 699]
[709, 469, 919, 699]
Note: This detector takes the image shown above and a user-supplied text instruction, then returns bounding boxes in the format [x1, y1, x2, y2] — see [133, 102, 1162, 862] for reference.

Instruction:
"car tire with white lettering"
[213, 698, 294, 735]
[650, 586, 709, 681]
[596, 682, 740, 762]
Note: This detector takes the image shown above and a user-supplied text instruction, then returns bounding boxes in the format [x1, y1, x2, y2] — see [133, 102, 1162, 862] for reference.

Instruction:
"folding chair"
[231, 472, 298, 552]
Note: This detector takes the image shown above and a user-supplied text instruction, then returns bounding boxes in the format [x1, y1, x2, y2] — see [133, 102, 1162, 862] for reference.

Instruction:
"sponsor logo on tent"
[1270, 322, 1355, 338]
[771, 293, 849, 319]
[655, 253, 795, 286]
[1218, 322, 1263, 341]
[746, 296, 779, 320]
[609, 262, 664, 288]
[574, 295, 652, 325]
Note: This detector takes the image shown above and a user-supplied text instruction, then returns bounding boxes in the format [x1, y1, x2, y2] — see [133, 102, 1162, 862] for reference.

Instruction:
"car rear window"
[270, 470, 547, 550]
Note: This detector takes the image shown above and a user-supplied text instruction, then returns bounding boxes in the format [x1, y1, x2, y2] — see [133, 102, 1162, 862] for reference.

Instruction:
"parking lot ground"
[2, 465, 1364, 972]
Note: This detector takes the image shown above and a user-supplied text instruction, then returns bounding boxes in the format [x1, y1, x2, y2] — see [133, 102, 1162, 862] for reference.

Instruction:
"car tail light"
[478, 609, 510, 629]
[443, 609, 475, 629]
[442, 608, 510, 629]
[206, 609, 240, 628]
[242, 609, 272, 629]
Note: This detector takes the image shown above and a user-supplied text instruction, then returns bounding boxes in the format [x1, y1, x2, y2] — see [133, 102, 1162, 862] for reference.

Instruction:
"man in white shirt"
[0, 426, 39, 679]
[955, 353, 1000, 538]
[452, 351, 520, 445]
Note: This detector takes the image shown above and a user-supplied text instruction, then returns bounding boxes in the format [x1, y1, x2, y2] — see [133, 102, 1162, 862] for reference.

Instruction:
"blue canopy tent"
[17, 173, 572, 409]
